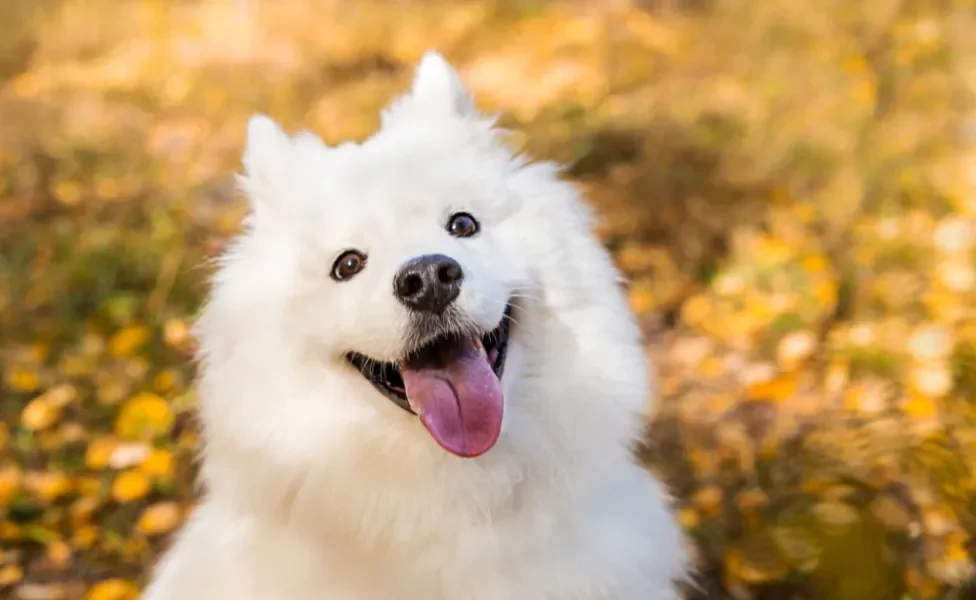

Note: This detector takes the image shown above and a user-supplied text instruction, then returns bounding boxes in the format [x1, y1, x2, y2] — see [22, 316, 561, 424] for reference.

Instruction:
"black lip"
[346, 304, 512, 414]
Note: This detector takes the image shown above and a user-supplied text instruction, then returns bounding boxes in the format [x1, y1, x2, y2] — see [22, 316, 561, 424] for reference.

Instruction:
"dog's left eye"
[331, 250, 367, 281]
[447, 212, 479, 238]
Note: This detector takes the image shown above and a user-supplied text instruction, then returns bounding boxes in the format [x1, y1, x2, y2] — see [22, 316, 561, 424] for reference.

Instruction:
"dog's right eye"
[331, 250, 367, 281]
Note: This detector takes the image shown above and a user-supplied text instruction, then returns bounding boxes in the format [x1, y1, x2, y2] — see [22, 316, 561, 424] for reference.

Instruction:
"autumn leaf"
[24, 470, 73, 503]
[0, 565, 23, 587]
[140, 448, 176, 479]
[6, 366, 40, 393]
[45, 540, 73, 569]
[86, 436, 121, 470]
[71, 526, 98, 551]
[725, 536, 789, 585]
[162, 319, 191, 351]
[111, 471, 151, 503]
[21, 394, 63, 431]
[108, 325, 151, 359]
[137, 501, 183, 536]
[114, 393, 174, 440]
[85, 579, 139, 600]
[0, 463, 23, 507]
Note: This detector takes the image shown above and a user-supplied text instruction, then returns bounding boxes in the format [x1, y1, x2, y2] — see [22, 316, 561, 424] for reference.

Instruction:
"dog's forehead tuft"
[320, 130, 501, 194]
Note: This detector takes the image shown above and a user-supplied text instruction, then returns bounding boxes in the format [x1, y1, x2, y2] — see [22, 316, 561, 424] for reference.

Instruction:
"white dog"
[142, 51, 688, 600]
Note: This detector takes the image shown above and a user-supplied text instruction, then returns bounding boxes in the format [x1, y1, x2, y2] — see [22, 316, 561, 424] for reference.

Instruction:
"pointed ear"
[243, 114, 291, 183]
[383, 51, 476, 124]
[410, 51, 475, 116]
[238, 114, 292, 216]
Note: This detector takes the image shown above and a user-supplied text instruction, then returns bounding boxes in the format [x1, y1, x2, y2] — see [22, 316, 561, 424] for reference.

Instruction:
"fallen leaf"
[84, 579, 139, 600]
[114, 393, 174, 440]
[111, 471, 151, 504]
[137, 501, 183, 536]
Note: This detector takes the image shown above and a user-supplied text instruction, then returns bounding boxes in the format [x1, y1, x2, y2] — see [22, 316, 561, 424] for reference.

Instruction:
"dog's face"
[197, 53, 646, 485]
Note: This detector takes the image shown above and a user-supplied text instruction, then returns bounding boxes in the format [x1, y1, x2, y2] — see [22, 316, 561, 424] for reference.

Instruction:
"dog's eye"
[331, 250, 367, 281]
[447, 212, 479, 238]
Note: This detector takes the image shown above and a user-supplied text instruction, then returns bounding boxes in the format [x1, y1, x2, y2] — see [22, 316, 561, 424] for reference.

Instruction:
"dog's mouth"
[346, 304, 511, 458]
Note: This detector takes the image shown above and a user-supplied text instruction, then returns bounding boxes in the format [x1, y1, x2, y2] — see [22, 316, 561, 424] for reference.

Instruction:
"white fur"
[143, 51, 688, 599]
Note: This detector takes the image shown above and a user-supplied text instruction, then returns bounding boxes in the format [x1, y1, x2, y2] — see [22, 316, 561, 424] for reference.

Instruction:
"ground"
[1, 0, 975, 598]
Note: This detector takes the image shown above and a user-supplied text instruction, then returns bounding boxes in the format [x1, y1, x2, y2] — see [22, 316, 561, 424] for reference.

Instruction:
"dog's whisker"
[502, 314, 523, 328]
[508, 290, 543, 300]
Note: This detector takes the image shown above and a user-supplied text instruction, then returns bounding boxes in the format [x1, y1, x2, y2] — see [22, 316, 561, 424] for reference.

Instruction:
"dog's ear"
[243, 114, 291, 185]
[238, 114, 292, 216]
[383, 51, 476, 123]
[409, 51, 475, 116]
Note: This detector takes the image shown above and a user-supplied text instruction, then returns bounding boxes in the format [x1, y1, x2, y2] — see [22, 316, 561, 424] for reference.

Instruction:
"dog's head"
[196, 53, 648, 490]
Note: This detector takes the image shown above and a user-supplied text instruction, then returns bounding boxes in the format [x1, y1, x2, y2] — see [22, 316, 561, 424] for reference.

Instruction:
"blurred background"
[0, 0, 975, 598]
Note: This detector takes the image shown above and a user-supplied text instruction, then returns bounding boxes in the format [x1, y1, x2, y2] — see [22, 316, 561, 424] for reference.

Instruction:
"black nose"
[393, 254, 463, 314]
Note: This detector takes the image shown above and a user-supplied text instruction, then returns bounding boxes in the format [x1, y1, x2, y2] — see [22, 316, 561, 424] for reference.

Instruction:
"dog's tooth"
[474, 337, 488, 359]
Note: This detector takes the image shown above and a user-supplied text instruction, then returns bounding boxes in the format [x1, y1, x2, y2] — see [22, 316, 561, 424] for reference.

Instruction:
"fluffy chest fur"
[149, 458, 684, 600]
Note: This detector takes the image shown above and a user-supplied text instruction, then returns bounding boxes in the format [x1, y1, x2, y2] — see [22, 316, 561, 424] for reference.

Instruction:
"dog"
[142, 51, 688, 599]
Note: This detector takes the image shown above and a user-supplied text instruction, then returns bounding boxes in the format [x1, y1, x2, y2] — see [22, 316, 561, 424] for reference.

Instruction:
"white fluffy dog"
[143, 52, 687, 599]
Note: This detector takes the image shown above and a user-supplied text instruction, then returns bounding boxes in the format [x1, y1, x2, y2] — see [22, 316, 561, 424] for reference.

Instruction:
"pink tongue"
[400, 337, 503, 458]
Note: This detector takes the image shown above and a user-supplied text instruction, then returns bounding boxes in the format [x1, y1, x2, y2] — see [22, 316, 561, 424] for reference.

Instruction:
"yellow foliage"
[6, 366, 40, 392]
[162, 319, 191, 350]
[746, 375, 797, 403]
[108, 325, 151, 359]
[111, 470, 151, 503]
[871, 496, 912, 530]
[677, 507, 700, 529]
[725, 541, 789, 585]
[69, 497, 100, 526]
[137, 501, 183, 536]
[0, 564, 22, 587]
[944, 532, 970, 563]
[21, 395, 63, 431]
[626, 280, 656, 314]
[801, 253, 830, 274]
[692, 485, 723, 516]
[813, 500, 860, 528]
[24, 470, 72, 503]
[46, 540, 72, 569]
[141, 448, 175, 479]
[85, 579, 139, 600]
[903, 394, 939, 419]
[75, 476, 103, 499]
[114, 393, 174, 440]
[682, 295, 711, 326]
[71, 525, 97, 551]
[0, 464, 22, 507]
[52, 179, 82, 206]
[152, 369, 179, 393]
[85, 436, 120, 470]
